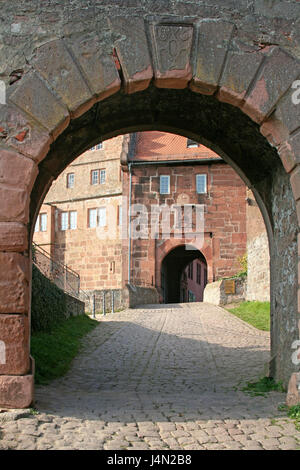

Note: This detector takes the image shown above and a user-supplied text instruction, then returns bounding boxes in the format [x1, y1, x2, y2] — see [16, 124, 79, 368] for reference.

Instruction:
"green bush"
[31, 264, 68, 333]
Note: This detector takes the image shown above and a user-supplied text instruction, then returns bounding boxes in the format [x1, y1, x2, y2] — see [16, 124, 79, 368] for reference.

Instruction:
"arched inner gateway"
[161, 246, 208, 303]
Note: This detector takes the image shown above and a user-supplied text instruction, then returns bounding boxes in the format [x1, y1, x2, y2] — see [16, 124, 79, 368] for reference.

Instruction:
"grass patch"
[31, 315, 98, 385]
[227, 301, 270, 331]
[242, 376, 285, 397]
[288, 404, 300, 431]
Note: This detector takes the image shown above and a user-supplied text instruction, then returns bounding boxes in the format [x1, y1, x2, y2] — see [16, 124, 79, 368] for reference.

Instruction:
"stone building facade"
[33, 131, 257, 306]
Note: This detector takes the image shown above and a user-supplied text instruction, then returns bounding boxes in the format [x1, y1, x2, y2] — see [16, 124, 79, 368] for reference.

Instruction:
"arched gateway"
[0, 2, 300, 408]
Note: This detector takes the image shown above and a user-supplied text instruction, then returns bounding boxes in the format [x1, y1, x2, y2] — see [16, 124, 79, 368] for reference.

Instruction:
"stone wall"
[203, 277, 247, 306]
[246, 190, 270, 302]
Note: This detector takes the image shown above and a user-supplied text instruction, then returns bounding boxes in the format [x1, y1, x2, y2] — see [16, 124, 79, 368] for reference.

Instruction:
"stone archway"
[160, 245, 207, 303]
[1, 7, 300, 408]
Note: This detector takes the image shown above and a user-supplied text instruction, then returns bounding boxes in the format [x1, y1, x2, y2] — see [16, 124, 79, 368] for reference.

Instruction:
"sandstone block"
[243, 47, 300, 123]
[191, 20, 235, 95]
[9, 71, 70, 138]
[148, 19, 194, 89]
[32, 39, 94, 118]
[0, 149, 38, 192]
[0, 222, 28, 251]
[68, 33, 121, 100]
[0, 374, 34, 409]
[0, 186, 29, 223]
[0, 104, 50, 163]
[109, 17, 153, 93]
[0, 252, 29, 314]
[218, 40, 264, 107]
[0, 315, 30, 375]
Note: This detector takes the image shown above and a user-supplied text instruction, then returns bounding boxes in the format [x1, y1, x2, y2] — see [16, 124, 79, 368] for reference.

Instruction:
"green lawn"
[227, 301, 270, 331]
[31, 315, 98, 385]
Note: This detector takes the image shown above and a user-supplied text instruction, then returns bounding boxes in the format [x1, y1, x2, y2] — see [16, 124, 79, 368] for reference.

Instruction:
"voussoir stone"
[0, 104, 51, 163]
[67, 33, 121, 101]
[243, 47, 300, 123]
[9, 71, 70, 139]
[32, 39, 94, 118]
[191, 19, 235, 95]
[148, 19, 194, 89]
[109, 17, 153, 94]
[0, 149, 38, 192]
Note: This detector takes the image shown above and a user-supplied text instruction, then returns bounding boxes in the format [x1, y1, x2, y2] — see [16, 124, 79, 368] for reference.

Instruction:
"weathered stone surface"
[191, 20, 235, 95]
[286, 372, 300, 407]
[0, 374, 33, 409]
[0, 186, 29, 224]
[149, 20, 194, 89]
[9, 72, 70, 139]
[0, 252, 29, 314]
[67, 33, 121, 101]
[0, 315, 30, 375]
[0, 149, 38, 192]
[260, 115, 290, 148]
[0, 104, 50, 163]
[32, 39, 94, 118]
[275, 83, 300, 134]
[243, 47, 300, 123]
[218, 40, 264, 107]
[109, 17, 153, 93]
[290, 165, 300, 201]
[0, 222, 28, 252]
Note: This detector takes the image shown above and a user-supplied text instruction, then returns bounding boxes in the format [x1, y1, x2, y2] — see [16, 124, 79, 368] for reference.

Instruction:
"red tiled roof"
[133, 131, 221, 161]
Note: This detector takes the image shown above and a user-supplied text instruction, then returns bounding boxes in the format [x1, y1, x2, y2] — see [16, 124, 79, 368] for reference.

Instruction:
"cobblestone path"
[0, 303, 299, 450]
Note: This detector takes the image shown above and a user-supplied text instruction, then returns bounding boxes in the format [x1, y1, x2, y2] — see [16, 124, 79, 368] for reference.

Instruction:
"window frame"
[160, 175, 170, 195]
[196, 174, 207, 194]
[66, 172, 75, 188]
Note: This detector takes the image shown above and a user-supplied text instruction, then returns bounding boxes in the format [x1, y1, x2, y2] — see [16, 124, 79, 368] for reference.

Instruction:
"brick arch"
[1, 12, 300, 408]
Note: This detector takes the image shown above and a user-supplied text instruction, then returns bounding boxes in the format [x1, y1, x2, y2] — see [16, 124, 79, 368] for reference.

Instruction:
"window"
[40, 213, 47, 232]
[69, 211, 77, 230]
[34, 213, 47, 232]
[61, 212, 69, 231]
[90, 169, 106, 185]
[67, 173, 75, 188]
[187, 138, 199, 148]
[160, 175, 170, 194]
[196, 263, 201, 284]
[196, 174, 207, 194]
[90, 143, 103, 151]
[88, 208, 97, 228]
[88, 207, 106, 228]
[91, 170, 99, 185]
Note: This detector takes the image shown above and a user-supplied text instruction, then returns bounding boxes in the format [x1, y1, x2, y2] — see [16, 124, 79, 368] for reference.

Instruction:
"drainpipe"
[128, 162, 132, 285]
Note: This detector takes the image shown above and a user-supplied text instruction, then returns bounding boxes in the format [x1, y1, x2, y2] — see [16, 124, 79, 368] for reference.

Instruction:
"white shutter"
[98, 207, 106, 227]
[89, 209, 97, 228]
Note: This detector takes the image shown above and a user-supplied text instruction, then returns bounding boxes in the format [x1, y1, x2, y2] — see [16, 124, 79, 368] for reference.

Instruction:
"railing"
[32, 242, 81, 299]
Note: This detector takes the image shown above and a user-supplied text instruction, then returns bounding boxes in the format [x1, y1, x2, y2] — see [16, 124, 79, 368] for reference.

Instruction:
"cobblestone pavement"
[0, 303, 299, 450]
